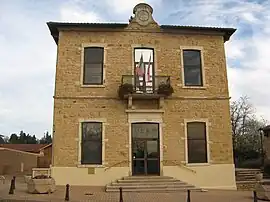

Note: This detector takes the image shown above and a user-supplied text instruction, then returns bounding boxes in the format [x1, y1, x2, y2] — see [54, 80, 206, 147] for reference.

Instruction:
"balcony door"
[132, 123, 160, 176]
[134, 48, 154, 93]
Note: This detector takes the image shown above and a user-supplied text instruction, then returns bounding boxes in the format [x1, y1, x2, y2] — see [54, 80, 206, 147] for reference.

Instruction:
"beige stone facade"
[48, 3, 237, 189]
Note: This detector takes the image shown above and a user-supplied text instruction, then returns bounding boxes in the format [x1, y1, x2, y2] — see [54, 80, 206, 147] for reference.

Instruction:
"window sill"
[186, 163, 210, 167]
[77, 164, 105, 168]
[182, 86, 207, 89]
[81, 84, 105, 88]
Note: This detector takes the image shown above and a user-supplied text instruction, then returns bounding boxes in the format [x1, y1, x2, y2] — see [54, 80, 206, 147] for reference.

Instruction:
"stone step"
[236, 169, 261, 171]
[110, 181, 189, 187]
[117, 178, 178, 183]
[113, 181, 187, 186]
[236, 171, 261, 174]
[236, 175, 256, 177]
[106, 176, 200, 193]
[123, 176, 174, 180]
[107, 184, 195, 189]
[106, 187, 201, 192]
[236, 176, 256, 180]
[236, 180, 257, 184]
[236, 172, 258, 175]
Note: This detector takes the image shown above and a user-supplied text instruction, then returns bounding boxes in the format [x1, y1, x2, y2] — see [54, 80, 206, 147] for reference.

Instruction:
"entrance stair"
[105, 176, 202, 192]
[235, 168, 261, 190]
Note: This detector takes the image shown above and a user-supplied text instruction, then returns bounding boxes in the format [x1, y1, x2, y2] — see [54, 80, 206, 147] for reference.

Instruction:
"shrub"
[118, 83, 134, 98]
[157, 83, 174, 96]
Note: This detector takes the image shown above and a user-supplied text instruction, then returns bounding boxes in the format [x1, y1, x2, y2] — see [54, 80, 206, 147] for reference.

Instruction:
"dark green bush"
[157, 83, 174, 96]
[118, 83, 134, 98]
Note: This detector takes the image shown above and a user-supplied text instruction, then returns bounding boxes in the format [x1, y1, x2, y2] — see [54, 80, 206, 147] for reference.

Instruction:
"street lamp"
[259, 125, 270, 170]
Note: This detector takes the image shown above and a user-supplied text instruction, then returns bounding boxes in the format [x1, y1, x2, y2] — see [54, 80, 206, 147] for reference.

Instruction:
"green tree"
[39, 131, 52, 144]
[18, 131, 27, 143]
[9, 133, 19, 144]
[0, 134, 5, 144]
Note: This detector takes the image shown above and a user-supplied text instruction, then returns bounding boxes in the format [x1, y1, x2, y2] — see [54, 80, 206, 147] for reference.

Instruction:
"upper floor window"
[187, 122, 208, 164]
[81, 122, 102, 165]
[183, 50, 203, 86]
[134, 48, 154, 93]
[83, 47, 104, 85]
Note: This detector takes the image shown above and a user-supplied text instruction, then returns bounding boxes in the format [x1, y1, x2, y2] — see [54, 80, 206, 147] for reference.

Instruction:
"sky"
[0, 0, 270, 137]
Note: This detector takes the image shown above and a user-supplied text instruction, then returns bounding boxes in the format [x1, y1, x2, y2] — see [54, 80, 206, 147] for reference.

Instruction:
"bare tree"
[230, 96, 267, 166]
[230, 96, 254, 137]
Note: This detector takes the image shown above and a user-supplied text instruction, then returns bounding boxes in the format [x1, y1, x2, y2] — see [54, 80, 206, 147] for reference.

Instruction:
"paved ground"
[0, 176, 255, 202]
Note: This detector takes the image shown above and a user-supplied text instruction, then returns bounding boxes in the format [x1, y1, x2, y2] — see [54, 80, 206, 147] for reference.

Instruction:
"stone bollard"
[187, 189, 191, 202]
[8, 179, 14, 195]
[253, 191, 258, 202]
[65, 184, 70, 201]
[119, 187, 123, 202]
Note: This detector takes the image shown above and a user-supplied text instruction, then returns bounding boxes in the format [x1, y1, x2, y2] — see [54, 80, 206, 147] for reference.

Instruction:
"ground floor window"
[187, 122, 208, 163]
[81, 122, 102, 165]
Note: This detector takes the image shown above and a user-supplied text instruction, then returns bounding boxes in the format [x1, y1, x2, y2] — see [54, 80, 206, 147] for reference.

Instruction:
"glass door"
[131, 123, 160, 175]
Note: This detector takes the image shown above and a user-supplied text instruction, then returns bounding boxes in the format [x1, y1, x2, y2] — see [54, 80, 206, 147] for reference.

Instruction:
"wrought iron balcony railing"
[118, 75, 173, 99]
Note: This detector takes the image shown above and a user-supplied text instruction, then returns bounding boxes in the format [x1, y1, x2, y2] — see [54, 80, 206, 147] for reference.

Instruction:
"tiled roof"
[0, 144, 50, 153]
[47, 22, 236, 44]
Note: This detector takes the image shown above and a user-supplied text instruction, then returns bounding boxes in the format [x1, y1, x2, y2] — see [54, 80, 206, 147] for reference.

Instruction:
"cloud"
[0, 1, 56, 137]
[60, 2, 103, 22]
[0, 0, 270, 138]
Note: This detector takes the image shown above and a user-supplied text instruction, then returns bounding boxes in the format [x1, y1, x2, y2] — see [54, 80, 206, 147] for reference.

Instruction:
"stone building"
[0, 144, 52, 175]
[47, 3, 237, 190]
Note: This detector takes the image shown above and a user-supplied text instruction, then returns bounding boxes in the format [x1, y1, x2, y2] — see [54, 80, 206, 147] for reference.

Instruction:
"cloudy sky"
[0, 0, 269, 137]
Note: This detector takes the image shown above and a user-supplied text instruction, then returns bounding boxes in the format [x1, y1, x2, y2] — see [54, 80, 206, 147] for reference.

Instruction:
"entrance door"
[131, 123, 160, 175]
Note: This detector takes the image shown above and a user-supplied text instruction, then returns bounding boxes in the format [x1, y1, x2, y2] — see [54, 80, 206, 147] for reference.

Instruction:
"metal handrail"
[104, 160, 130, 171]
[162, 160, 197, 174]
[104, 159, 196, 174]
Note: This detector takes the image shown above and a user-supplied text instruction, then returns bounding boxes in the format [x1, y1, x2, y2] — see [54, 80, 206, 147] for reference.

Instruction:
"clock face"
[136, 10, 151, 26]
[138, 10, 149, 22]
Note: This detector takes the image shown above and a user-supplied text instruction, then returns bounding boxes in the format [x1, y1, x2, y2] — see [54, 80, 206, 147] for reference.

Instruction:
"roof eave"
[46, 22, 237, 44]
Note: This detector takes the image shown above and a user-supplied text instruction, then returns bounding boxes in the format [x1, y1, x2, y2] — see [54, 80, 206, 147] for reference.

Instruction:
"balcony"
[118, 75, 174, 109]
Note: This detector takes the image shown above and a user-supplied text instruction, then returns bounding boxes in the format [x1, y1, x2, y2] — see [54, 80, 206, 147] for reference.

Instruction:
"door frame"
[130, 122, 161, 176]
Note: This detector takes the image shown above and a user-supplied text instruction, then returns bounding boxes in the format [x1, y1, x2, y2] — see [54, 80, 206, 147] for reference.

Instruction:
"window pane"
[134, 49, 153, 63]
[183, 50, 202, 86]
[84, 47, 104, 63]
[84, 65, 103, 85]
[82, 122, 102, 141]
[188, 139, 207, 163]
[132, 123, 159, 139]
[81, 122, 102, 165]
[85, 64, 102, 73]
[187, 122, 207, 163]
[187, 122, 206, 139]
[81, 141, 102, 164]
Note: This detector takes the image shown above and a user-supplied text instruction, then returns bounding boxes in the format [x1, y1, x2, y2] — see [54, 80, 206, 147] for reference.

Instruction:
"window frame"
[77, 119, 106, 168]
[184, 119, 210, 166]
[180, 46, 206, 88]
[133, 47, 155, 93]
[80, 44, 106, 88]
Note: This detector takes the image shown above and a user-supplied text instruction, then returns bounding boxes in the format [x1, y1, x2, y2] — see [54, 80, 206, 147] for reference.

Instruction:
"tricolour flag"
[147, 55, 151, 82]
[136, 54, 144, 76]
